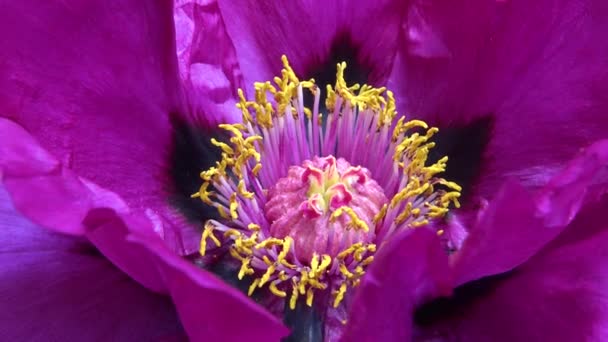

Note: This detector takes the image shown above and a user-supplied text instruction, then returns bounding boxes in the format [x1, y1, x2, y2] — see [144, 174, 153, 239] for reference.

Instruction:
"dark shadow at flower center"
[427, 116, 494, 201]
[167, 113, 225, 223]
[414, 271, 513, 328]
[303, 32, 370, 110]
[283, 299, 324, 342]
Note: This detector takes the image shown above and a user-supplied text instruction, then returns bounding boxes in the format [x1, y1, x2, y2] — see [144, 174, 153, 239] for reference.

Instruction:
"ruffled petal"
[216, 0, 406, 90]
[390, 0, 608, 200]
[416, 195, 608, 341]
[451, 139, 608, 285]
[0, 118, 171, 291]
[0, 187, 184, 340]
[0, 118, 127, 236]
[0, 1, 195, 248]
[174, 0, 244, 125]
[343, 228, 452, 341]
[126, 219, 290, 341]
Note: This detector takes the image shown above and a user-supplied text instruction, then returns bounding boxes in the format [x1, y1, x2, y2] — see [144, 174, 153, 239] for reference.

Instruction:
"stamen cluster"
[192, 56, 461, 310]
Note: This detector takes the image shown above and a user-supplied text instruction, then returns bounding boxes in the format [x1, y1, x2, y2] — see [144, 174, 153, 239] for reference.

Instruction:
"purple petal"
[0, 119, 169, 291]
[390, 0, 608, 200]
[0, 187, 184, 340]
[0, 118, 125, 236]
[174, 0, 244, 125]
[0, 1, 196, 250]
[343, 228, 452, 341]
[417, 195, 608, 341]
[452, 139, 608, 285]
[216, 0, 406, 90]
[126, 221, 290, 341]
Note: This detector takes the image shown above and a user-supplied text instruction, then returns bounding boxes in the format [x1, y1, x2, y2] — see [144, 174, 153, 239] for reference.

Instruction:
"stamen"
[194, 56, 461, 311]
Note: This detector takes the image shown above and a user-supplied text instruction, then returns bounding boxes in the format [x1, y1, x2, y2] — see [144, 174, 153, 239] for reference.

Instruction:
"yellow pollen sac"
[194, 55, 461, 313]
[333, 283, 348, 308]
[330, 206, 370, 232]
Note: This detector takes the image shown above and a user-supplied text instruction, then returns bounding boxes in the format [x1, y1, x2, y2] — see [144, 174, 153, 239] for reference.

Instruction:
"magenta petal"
[0, 188, 183, 340]
[452, 140, 608, 285]
[1, 118, 90, 235]
[174, 0, 243, 125]
[127, 231, 290, 341]
[421, 196, 608, 341]
[0, 0, 185, 224]
[1, 119, 169, 292]
[343, 228, 451, 341]
[390, 0, 608, 199]
[83, 208, 168, 293]
[216, 0, 406, 89]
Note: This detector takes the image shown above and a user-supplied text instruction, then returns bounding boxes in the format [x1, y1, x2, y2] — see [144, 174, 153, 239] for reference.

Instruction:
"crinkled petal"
[451, 139, 608, 285]
[417, 195, 608, 341]
[390, 0, 608, 199]
[343, 228, 452, 341]
[0, 118, 127, 236]
[174, 0, 244, 125]
[216, 0, 406, 90]
[124, 217, 290, 341]
[0, 1, 196, 251]
[0, 187, 184, 340]
[0, 118, 171, 292]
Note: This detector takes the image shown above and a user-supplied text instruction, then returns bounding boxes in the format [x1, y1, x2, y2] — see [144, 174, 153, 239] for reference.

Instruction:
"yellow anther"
[278, 237, 293, 261]
[238, 258, 254, 280]
[280, 258, 297, 269]
[330, 206, 369, 232]
[306, 288, 315, 307]
[223, 229, 242, 239]
[248, 278, 261, 296]
[309, 254, 319, 277]
[437, 229, 445, 236]
[279, 271, 289, 281]
[269, 281, 287, 297]
[259, 265, 276, 287]
[410, 219, 429, 228]
[373, 204, 388, 224]
[217, 205, 229, 219]
[228, 247, 245, 261]
[255, 237, 284, 249]
[290, 282, 299, 310]
[438, 179, 463, 192]
[191, 182, 216, 205]
[361, 255, 374, 266]
[337, 242, 363, 260]
[229, 193, 239, 220]
[219, 123, 246, 134]
[317, 255, 332, 275]
[247, 223, 261, 231]
[234, 237, 253, 255]
[333, 283, 348, 308]
[339, 264, 354, 279]
[211, 138, 234, 155]
[199, 224, 221, 256]
[353, 245, 368, 262]
[441, 192, 462, 208]
[252, 163, 262, 176]
[238, 179, 255, 199]
[298, 271, 308, 295]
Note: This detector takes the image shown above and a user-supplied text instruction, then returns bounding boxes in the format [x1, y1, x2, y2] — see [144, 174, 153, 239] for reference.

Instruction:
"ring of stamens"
[192, 56, 461, 310]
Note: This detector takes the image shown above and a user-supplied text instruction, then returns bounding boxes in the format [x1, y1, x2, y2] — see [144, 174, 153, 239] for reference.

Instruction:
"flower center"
[266, 155, 387, 262]
[192, 56, 461, 310]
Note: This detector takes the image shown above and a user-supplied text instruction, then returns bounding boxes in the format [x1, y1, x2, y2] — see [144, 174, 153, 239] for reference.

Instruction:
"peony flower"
[1, 0, 607, 341]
